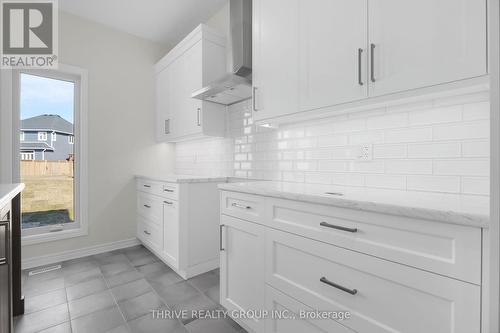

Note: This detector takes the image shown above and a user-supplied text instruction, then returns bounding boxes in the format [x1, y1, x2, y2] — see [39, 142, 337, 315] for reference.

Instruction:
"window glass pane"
[20, 73, 75, 230]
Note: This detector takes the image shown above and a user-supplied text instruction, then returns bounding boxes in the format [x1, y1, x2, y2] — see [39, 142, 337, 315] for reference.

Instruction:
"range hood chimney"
[192, 0, 252, 105]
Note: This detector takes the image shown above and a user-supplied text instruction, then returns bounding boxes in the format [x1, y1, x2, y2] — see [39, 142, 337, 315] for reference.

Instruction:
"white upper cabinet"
[252, 0, 299, 121]
[368, 0, 487, 97]
[252, 0, 488, 122]
[299, 0, 368, 112]
[154, 24, 226, 142]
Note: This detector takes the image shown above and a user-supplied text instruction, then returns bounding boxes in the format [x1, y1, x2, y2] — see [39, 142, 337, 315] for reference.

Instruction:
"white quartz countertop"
[0, 183, 25, 209]
[136, 174, 228, 183]
[218, 181, 490, 227]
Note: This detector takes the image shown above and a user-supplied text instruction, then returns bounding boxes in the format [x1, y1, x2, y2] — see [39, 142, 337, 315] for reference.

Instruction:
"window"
[15, 66, 88, 245]
[20, 152, 34, 160]
[38, 132, 47, 141]
[20, 132, 24, 141]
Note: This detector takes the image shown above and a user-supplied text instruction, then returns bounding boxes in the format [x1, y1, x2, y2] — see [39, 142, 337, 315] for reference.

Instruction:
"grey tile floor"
[15, 245, 247, 333]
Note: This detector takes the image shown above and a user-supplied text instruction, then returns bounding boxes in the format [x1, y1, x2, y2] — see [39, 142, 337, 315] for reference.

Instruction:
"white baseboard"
[22, 238, 141, 270]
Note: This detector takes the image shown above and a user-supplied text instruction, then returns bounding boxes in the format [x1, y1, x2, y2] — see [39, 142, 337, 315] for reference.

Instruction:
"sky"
[20, 73, 75, 123]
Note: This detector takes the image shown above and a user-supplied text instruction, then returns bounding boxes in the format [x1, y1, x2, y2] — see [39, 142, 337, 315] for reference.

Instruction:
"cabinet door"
[220, 215, 265, 333]
[252, 0, 299, 122]
[155, 66, 174, 141]
[178, 41, 203, 138]
[162, 200, 179, 269]
[368, 0, 487, 97]
[299, 0, 368, 111]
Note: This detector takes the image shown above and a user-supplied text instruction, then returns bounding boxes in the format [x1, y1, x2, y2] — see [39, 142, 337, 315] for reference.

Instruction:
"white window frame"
[11, 64, 89, 245]
[51, 132, 57, 142]
[20, 132, 24, 141]
[38, 131, 47, 141]
[68, 135, 74, 144]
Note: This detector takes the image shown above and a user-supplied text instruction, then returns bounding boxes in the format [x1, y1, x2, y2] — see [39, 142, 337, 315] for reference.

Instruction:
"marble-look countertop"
[136, 174, 229, 184]
[218, 181, 490, 227]
[0, 183, 25, 209]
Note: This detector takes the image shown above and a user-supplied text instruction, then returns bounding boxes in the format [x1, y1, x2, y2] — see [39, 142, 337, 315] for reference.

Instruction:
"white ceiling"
[60, 0, 227, 47]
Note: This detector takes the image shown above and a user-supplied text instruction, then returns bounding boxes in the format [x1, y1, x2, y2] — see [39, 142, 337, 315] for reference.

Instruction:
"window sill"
[21, 227, 88, 246]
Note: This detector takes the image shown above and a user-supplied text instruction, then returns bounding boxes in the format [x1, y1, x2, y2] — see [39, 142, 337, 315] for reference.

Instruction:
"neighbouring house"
[20, 114, 74, 161]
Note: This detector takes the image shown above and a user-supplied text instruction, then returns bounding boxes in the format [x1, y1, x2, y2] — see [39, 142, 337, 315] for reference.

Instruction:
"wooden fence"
[21, 160, 74, 177]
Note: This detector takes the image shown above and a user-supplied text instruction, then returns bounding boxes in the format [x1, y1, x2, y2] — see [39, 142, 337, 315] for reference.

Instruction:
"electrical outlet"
[357, 144, 373, 161]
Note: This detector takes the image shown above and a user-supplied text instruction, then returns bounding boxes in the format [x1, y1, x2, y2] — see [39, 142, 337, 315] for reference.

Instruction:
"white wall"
[22, 11, 176, 260]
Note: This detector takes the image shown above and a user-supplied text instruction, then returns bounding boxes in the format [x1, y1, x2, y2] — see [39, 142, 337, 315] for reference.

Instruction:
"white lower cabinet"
[219, 190, 482, 333]
[136, 178, 222, 279]
[265, 286, 355, 333]
[162, 199, 179, 269]
[219, 214, 266, 333]
[266, 228, 480, 333]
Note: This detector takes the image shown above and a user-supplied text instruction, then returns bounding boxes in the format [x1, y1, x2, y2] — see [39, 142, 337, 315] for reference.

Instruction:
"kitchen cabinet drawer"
[137, 192, 164, 227]
[136, 179, 179, 200]
[137, 218, 163, 253]
[161, 183, 179, 200]
[267, 198, 481, 284]
[220, 191, 264, 224]
[265, 285, 354, 333]
[265, 228, 480, 333]
[136, 179, 162, 196]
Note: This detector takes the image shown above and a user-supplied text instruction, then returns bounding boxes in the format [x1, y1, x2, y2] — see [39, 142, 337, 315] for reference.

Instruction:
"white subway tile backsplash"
[331, 173, 364, 186]
[175, 93, 490, 196]
[407, 142, 461, 158]
[373, 144, 407, 159]
[366, 112, 408, 130]
[318, 160, 349, 172]
[408, 105, 462, 126]
[385, 160, 433, 175]
[434, 160, 489, 177]
[432, 121, 489, 140]
[317, 134, 349, 147]
[349, 161, 386, 174]
[407, 175, 461, 193]
[462, 177, 490, 195]
[462, 140, 489, 157]
[304, 172, 332, 184]
[349, 130, 385, 145]
[365, 174, 406, 190]
[463, 102, 490, 120]
[385, 127, 433, 143]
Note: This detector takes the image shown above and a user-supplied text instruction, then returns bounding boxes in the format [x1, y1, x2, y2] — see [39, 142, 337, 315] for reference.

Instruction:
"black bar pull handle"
[320, 222, 357, 233]
[320, 277, 357, 295]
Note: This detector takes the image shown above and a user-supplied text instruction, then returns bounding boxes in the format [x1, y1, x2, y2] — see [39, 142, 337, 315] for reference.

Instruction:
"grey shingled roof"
[21, 115, 73, 134]
[20, 142, 54, 151]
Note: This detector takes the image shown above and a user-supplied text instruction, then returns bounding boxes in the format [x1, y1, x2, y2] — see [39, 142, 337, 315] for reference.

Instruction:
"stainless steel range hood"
[192, 0, 252, 105]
